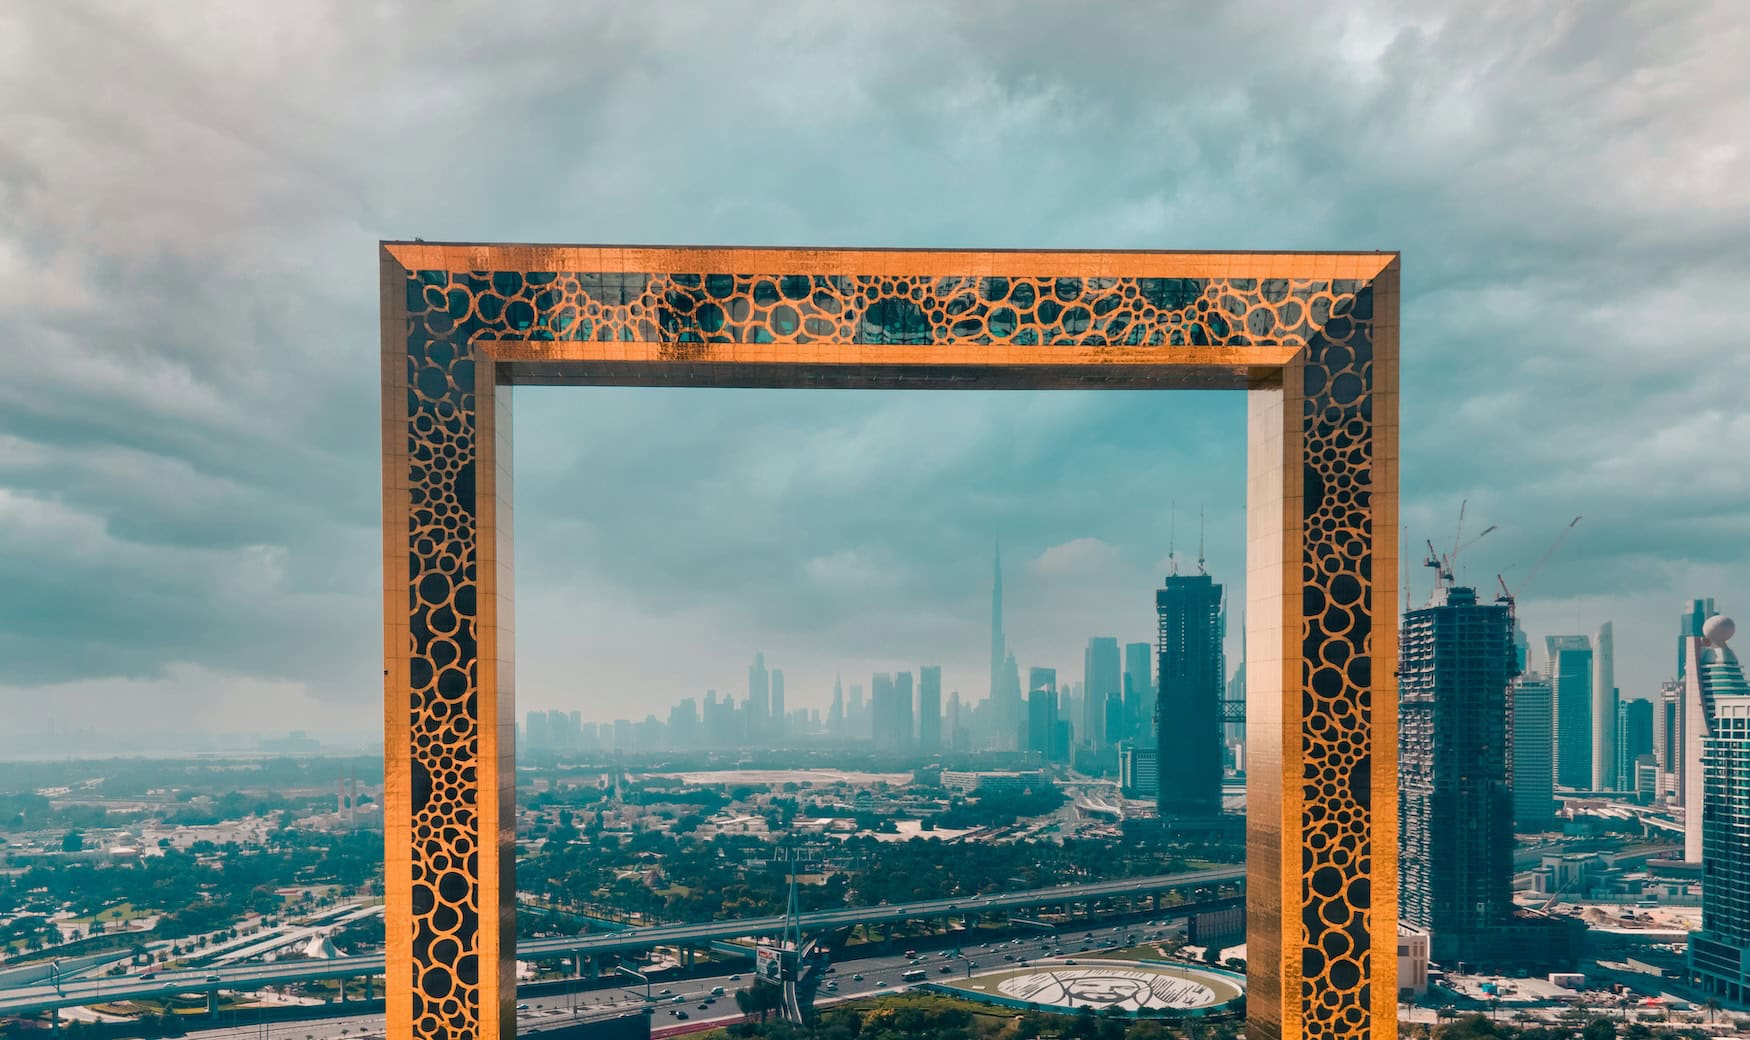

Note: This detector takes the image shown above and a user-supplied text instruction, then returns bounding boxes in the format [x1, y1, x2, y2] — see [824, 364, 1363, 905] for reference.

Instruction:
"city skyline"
[3, 4, 1747, 743]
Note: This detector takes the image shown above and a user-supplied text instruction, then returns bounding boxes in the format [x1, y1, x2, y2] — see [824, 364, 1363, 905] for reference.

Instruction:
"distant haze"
[1, 4, 1745, 745]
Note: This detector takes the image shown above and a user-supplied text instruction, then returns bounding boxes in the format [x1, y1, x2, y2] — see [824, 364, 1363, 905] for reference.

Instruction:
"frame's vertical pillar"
[1249, 266, 1399, 1040]
[383, 249, 515, 1040]
[1246, 375, 1293, 1040]
[379, 248, 414, 1040]
[477, 365, 518, 1039]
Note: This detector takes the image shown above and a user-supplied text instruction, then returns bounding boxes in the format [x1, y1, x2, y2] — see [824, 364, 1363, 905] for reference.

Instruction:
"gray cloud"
[0, 0, 1745, 735]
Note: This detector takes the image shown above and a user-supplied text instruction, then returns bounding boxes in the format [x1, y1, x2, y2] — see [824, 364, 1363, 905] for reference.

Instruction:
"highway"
[0, 867, 1242, 1017]
[138, 917, 1198, 1040]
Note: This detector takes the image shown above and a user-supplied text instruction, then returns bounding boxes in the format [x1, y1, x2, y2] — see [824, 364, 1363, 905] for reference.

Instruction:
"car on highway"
[698, 1003, 709, 1010]
[671, 996, 684, 1004]
[205, 975, 222, 983]
[1065, 959, 1076, 965]
[711, 986, 725, 995]
[728, 974, 740, 981]
[515, 1004, 529, 1011]
[659, 989, 671, 996]
[1002, 954, 1013, 961]
[139, 973, 156, 981]
[826, 981, 838, 991]
[673, 1011, 688, 1020]
[938, 965, 953, 974]
[875, 981, 887, 988]
[852, 974, 863, 982]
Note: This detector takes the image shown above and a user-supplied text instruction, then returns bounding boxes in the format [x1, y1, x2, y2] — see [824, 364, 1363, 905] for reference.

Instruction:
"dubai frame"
[379, 244, 1400, 1040]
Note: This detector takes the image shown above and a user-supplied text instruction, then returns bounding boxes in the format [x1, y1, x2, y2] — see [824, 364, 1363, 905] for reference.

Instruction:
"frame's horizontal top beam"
[486, 337, 1309, 371]
[384, 242, 1397, 281]
[494, 360, 1286, 391]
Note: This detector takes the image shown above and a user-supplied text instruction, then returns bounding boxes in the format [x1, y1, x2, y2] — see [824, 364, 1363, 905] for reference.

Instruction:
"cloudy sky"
[1, 2, 1746, 745]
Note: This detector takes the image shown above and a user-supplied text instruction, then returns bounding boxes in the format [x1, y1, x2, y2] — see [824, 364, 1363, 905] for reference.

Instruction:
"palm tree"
[1704, 998, 1722, 1024]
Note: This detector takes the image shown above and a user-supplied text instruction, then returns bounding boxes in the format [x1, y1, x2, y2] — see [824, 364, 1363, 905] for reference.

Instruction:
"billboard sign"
[756, 945, 782, 983]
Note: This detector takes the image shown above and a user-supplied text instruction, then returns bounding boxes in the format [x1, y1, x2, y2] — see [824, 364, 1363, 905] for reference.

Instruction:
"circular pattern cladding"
[409, 269, 1369, 350]
[951, 962, 1243, 1018]
[397, 263, 1381, 1040]
[1295, 289, 1378, 1040]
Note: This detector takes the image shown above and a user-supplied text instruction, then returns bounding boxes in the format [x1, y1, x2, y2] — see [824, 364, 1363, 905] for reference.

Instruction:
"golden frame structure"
[379, 244, 1400, 1040]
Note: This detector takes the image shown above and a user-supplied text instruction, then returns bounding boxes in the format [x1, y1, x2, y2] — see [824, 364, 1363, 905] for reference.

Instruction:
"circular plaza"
[937, 958, 1244, 1018]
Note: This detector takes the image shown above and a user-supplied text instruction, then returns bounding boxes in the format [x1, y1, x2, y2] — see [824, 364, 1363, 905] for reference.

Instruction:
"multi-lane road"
[0, 867, 1242, 1018]
[147, 917, 1198, 1040]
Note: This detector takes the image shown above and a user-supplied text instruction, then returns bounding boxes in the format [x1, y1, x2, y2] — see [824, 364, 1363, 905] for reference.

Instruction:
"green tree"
[61, 830, 84, 853]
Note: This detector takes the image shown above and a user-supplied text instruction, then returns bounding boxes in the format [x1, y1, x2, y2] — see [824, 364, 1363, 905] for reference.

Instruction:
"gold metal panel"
[379, 244, 1399, 1040]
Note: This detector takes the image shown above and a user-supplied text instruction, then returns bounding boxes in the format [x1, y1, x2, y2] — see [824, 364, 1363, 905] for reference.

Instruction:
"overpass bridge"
[0, 866, 1242, 1018]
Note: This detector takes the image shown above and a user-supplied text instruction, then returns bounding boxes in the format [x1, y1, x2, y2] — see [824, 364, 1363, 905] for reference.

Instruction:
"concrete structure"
[380, 244, 1401, 1040]
[1511, 674, 1556, 830]
[1084, 637, 1121, 750]
[1120, 741, 1159, 799]
[1687, 615, 1750, 1003]
[1157, 573, 1225, 820]
[1398, 586, 1516, 965]
[1396, 925, 1429, 998]
[1547, 635, 1594, 789]
[940, 770, 1049, 795]
[1593, 622, 1618, 790]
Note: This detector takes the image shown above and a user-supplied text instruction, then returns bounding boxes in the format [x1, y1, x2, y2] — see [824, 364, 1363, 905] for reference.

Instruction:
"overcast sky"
[2, 2, 1746, 743]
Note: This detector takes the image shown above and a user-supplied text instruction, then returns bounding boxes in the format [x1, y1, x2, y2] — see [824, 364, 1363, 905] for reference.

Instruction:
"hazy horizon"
[3, 3, 1746, 745]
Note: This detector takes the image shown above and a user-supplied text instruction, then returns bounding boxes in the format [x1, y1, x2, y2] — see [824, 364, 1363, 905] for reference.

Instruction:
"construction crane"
[1496, 515, 1583, 608]
[1420, 508, 1499, 602]
[1424, 539, 1451, 591]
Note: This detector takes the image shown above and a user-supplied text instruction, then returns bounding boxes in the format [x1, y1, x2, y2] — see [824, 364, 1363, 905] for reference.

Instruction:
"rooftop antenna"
[1168, 500, 1179, 576]
[1198, 505, 1207, 575]
[1403, 524, 1412, 612]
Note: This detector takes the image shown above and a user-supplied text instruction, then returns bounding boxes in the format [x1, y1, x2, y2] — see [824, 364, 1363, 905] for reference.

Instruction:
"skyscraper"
[1123, 641, 1153, 742]
[749, 652, 771, 737]
[848, 683, 866, 740]
[1103, 692, 1125, 746]
[1083, 637, 1121, 749]
[894, 671, 914, 751]
[1655, 679, 1684, 801]
[1617, 697, 1654, 793]
[870, 673, 896, 751]
[1592, 622, 1617, 790]
[1399, 586, 1517, 964]
[1686, 615, 1750, 1003]
[990, 541, 1010, 746]
[771, 668, 786, 738]
[1680, 598, 1717, 681]
[1000, 652, 1023, 751]
[1027, 667, 1057, 758]
[1511, 674, 1555, 830]
[1546, 635, 1594, 789]
[827, 675, 845, 737]
[1224, 615, 1246, 751]
[918, 666, 942, 752]
[1156, 573, 1224, 819]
